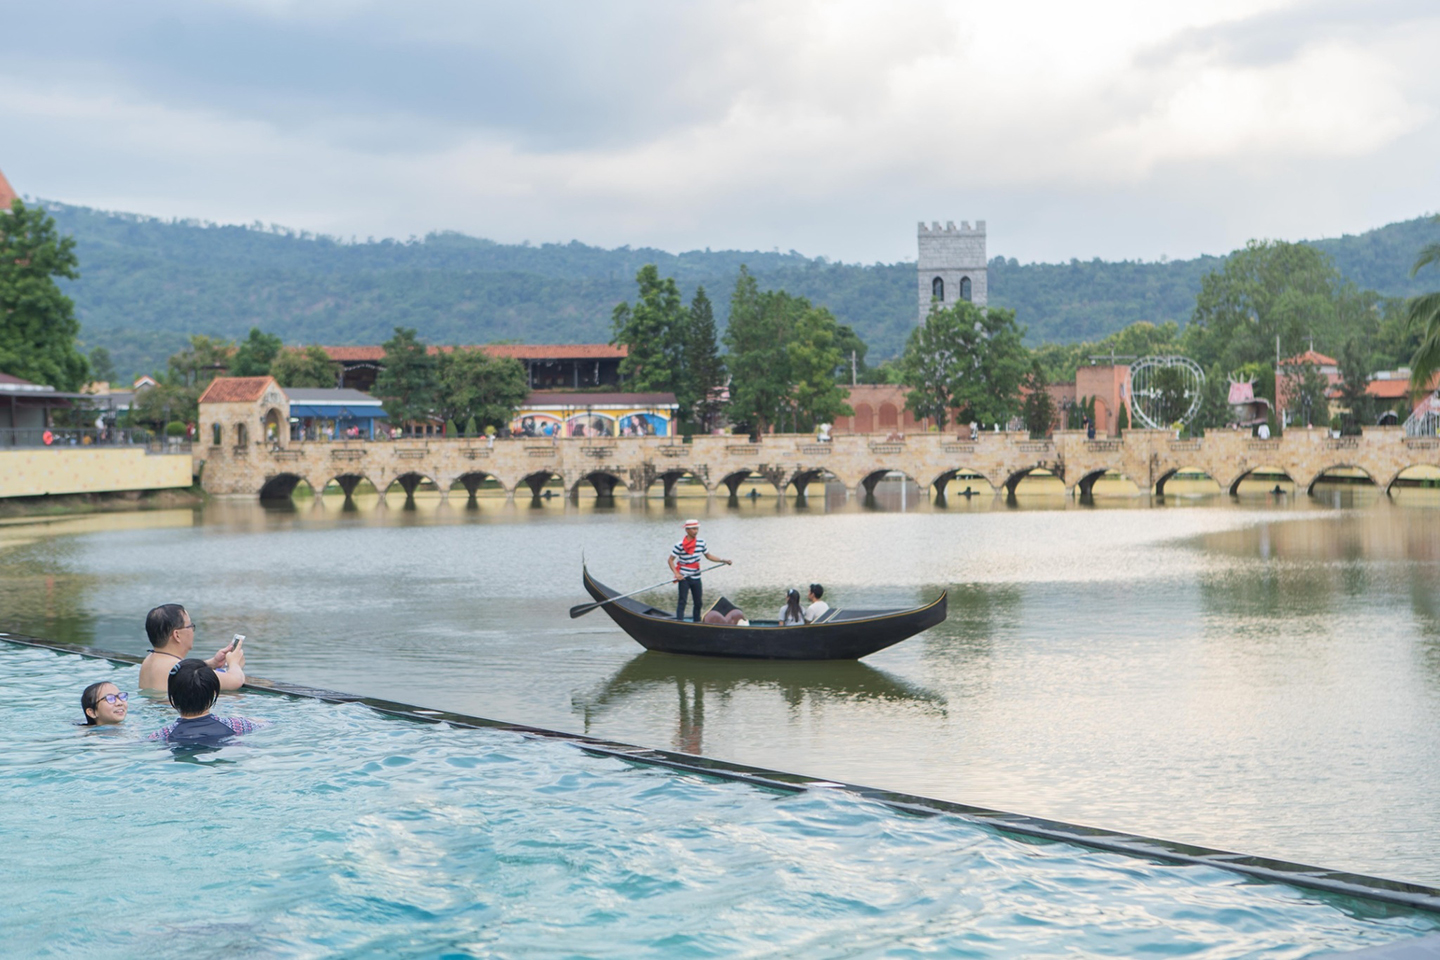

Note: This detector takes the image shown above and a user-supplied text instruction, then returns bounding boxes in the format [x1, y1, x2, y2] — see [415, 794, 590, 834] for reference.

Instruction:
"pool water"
[2, 644, 1435, 958]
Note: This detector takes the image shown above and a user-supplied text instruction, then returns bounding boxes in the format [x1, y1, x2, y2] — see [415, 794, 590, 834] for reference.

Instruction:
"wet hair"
[80, 681, 111, 725]
[146, 604, 188, 648]
[784, 589, 804, 623]
[808, 584, 824, 600]
[168, 659, 220, 716]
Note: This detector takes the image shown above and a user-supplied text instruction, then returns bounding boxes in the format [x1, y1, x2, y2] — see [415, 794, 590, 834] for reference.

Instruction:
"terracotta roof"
[1367, 373, 1440, 399]
[319, 344, 627, 363]
[0, 166, 15, 209]
[1281, 349, 1338, 367]
[522, 391, 677, 407]
[198, 376, 278, 404]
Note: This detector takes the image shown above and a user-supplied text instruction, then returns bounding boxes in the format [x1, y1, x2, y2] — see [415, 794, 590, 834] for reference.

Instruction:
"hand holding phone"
[231, 634, 246, 651]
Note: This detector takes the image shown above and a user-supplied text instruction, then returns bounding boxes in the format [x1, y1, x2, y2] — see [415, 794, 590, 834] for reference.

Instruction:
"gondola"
[581, 566, 947, 661]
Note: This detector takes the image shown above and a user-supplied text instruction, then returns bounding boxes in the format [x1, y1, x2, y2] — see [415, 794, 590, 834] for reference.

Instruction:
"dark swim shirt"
[149, 715, 264, 745]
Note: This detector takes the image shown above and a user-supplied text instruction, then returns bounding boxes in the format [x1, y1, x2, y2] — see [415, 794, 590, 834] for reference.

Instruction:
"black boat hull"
[583, 567, 947, 661]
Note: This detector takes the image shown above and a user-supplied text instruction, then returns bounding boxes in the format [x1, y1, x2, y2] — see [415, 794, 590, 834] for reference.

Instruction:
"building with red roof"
[0, 165, 16, 209]
[317, 343, 627, 393]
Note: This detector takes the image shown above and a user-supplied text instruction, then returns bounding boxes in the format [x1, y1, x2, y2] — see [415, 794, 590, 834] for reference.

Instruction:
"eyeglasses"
[180, 622, 197, 631]
[99, 692, 129, 705]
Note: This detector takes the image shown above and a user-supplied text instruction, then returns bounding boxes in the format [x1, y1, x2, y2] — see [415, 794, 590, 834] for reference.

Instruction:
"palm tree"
[1407, 215, 1440, 402]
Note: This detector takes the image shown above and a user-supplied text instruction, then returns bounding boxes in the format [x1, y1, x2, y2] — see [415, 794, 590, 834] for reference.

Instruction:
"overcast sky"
[0, 0, 1436, 264]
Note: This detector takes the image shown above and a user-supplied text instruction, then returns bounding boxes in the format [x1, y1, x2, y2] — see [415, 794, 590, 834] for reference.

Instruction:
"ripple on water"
[0, 643, 1435, 958]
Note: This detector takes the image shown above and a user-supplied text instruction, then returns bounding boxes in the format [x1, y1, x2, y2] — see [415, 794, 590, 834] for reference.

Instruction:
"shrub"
[165, 421, 186, 438]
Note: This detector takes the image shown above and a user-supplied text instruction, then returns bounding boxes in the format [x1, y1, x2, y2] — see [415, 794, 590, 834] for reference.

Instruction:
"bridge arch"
[519, 469, 565, 499]
[1227, 466, 1296, 497]
[930, 468, 997, 501]
[259, 472, 309, 501]
[1000, 464, 1066, 497]
[788, 467, 841, 499]
[316, 472, 374, 501]
[570, 470, 627, 499]
[719, 467, 786, 498]
[650, 468, 709, 499]
[448, 470, 502, 502]
[1154, 465, 1220, 497]
[1387, 464, 1440, 496]
[1073, 468, 1143, 499]
[1304, 464, 1379, 497]
[383, 472, 440, 502]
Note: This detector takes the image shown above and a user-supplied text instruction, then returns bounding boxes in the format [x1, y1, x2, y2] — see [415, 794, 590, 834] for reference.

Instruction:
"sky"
[0, 0, 1436, 265]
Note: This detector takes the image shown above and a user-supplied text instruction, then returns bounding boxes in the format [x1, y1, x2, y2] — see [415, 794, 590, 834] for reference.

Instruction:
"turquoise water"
[3, 644, 1435, 958]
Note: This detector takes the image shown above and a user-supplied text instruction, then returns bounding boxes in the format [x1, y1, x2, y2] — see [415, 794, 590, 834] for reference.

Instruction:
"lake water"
[3, 483, 1439, 887]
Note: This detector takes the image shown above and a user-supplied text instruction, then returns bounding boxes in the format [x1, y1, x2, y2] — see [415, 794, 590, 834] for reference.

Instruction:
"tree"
[88, 346, 117, 384]
[0, 200, 88, 390]
[786, 303, 852, 430]
[374, 327, 437, 434]
[434, 348, 529, 431]
[611, 265, 685, 393]
[271, 345, 338, 388]
[131, 334, 234, 429]
[682, 286, 726, 433]
[1151, 366, 1190, 425]
[230, 327, 284, 377]
[722, 269, 858, 433]
[1336, 337, 1372, 435]
[1022, 362, 1055, 438]
[1405, 216, 1440, 402]
[900, 300, 1029, 429]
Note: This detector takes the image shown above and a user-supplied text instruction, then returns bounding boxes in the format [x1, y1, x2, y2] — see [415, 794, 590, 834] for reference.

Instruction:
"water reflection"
[574, 652, 946, 754]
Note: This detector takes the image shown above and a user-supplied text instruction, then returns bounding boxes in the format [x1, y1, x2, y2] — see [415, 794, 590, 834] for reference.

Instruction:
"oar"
[571, 563, 730, 619]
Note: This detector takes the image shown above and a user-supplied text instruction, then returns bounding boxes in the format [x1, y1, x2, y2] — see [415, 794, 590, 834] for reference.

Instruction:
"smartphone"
[231, 634, 245, 650]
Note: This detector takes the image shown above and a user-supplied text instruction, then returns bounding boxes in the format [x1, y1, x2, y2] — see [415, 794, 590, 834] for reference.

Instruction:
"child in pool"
[149, 660, 267, 745]
[80, 681, 128, 725]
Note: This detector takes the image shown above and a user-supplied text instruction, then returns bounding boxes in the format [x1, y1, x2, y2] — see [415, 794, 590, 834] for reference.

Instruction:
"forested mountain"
[42, 201, 1436, 380]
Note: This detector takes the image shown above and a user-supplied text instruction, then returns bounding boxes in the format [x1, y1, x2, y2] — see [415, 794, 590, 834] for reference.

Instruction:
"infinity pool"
[3, 642, 1435, 958]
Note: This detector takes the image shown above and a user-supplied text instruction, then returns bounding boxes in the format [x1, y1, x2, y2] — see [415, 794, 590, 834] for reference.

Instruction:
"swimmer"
[149, 660, 266, 745]
[138, 604, 245, 693]
[80, 681, 128, 726]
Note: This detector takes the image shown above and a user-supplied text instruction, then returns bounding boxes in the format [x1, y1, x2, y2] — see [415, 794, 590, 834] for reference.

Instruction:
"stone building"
[917, 220, 987, 323]
[198, 376, 288, 451]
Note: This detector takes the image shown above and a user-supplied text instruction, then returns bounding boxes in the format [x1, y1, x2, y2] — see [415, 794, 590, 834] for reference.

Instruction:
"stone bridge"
[200, 427, 1440, 501]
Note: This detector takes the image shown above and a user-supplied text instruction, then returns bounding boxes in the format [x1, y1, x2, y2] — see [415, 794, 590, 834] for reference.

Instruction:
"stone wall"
[199, 427, 1440, 500]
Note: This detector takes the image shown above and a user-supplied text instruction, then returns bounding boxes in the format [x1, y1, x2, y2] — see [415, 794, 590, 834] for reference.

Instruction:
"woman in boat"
[779, 589, 805, 626]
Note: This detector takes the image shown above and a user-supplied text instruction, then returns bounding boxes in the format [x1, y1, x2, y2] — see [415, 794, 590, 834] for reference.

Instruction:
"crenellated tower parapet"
[918, 219, 987, 323]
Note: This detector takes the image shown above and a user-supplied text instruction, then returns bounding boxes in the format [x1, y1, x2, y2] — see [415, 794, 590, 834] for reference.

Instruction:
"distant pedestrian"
[668, 519, 731, 622]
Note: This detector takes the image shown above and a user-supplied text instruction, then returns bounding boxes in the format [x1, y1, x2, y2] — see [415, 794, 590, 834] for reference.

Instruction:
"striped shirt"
[671, 537, 707, 578]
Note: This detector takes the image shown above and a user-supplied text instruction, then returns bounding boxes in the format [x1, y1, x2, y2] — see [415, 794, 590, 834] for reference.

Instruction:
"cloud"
[0, 0, 1436, 263]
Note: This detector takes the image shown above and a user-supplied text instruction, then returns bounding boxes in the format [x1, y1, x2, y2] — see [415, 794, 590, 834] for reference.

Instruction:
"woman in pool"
[80, 681, 128, 725]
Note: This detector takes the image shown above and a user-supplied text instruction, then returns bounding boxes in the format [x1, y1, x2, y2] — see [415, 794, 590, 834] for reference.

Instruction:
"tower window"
[960, 276, 972, 301]
[932, 276, 944, 301]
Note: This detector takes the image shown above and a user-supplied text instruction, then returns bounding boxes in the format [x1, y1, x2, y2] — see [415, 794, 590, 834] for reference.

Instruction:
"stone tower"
[917, 220, 986, 323]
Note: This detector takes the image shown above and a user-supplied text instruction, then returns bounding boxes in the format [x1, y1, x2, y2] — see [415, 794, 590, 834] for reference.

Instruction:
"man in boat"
[804, 584, 830, 623]
[668, 519, 732, 622]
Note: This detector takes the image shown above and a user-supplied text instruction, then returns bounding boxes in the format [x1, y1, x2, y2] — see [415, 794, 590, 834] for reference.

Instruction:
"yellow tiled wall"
[0, 448, 194, 498]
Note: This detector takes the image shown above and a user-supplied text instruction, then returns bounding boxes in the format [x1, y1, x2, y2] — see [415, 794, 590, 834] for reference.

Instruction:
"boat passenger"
[779, 589, 805, 626]
[149, 660, 266, 745]
[80, 681, 128, 726]
[138, 604, 245, 693]
[804, 584, 830, 623]
[668, 519, 733, 623]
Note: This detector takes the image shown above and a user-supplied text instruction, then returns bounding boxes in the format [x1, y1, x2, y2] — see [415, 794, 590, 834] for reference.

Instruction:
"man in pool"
[149, 659, 265, 745]
[138, 604, 246, 693]
[668, 519, 732, 622]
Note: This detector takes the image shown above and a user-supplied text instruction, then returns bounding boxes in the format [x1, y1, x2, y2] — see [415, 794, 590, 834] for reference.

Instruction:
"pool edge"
[7, 630, 1440, 919]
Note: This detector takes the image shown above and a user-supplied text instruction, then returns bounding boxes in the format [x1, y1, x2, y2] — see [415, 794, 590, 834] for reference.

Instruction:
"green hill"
[41, 201, 1437, 381]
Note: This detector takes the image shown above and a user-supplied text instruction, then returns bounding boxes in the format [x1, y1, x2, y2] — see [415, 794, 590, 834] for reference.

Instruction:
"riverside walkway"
[200, 427, 1440, 500]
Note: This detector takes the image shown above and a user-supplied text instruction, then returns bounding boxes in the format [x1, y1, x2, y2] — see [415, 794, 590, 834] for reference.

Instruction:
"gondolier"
[669, 519, 731, 622]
